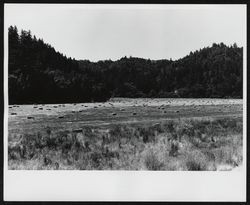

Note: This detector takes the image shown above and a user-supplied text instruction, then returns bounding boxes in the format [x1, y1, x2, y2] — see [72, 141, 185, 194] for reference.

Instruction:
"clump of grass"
[212, 143, 242, 168]
[184, 150, 208, 171]
[144, 149, 164, 170]
[138, 126, 157, 143]
[109, 125, 132, 141]
[168, 139, 179, 157]
[163, 120, 175, 133]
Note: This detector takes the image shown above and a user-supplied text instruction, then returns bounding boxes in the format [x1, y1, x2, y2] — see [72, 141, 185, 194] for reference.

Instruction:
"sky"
[5, 4, 246, 62]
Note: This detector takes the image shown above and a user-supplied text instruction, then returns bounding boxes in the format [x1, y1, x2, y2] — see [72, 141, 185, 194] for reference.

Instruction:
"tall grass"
[8, 117, 243, 170]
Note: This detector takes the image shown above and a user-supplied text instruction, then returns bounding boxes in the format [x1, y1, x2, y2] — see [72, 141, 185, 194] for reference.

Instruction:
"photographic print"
[6, 4, 245, 172]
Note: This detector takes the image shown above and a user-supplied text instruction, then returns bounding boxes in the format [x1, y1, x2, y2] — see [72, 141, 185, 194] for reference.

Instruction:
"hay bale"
[27, 116, 34, 119]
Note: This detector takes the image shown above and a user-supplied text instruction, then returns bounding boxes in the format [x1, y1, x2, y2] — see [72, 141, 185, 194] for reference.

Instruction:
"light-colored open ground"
[8, 98, 243, 135]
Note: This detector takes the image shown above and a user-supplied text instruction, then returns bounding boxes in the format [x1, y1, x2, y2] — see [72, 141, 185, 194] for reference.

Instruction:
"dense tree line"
[8, 26, 243, 104]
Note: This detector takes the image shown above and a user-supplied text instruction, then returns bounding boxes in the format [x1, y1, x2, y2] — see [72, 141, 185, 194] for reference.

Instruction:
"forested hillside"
[8, 26, 243, 104]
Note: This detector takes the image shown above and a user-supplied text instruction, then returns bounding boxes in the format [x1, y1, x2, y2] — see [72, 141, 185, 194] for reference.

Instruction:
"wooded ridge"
[8, 26, 243, 104]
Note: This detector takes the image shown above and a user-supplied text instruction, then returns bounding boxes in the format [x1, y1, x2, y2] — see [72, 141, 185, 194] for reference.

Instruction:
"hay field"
[8, 98, 243, 170]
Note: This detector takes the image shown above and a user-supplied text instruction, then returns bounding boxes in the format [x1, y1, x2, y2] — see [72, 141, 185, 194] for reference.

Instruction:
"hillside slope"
[8, 26, 243, 104]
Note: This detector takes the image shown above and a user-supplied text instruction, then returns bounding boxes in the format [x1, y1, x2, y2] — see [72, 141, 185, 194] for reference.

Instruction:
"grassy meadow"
[8, 98, 243, 170]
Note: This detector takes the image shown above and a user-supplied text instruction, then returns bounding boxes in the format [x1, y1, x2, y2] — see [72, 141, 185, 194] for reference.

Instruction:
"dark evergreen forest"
[8, 26, 243, 104]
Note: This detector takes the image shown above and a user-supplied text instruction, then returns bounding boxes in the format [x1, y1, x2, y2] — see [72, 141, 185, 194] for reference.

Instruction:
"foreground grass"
[8, 117, 243, 170]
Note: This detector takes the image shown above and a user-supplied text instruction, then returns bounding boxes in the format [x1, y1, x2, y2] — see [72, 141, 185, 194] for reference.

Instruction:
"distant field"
[8, 98, 243, 170]
[8, 98, 242, 134]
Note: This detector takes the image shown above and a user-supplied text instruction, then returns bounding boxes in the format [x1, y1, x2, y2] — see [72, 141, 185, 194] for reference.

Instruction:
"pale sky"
[5, 4, 246, 61]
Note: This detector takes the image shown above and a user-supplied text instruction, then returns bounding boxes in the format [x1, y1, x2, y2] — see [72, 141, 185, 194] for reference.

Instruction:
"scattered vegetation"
[8, 117, 243, 170]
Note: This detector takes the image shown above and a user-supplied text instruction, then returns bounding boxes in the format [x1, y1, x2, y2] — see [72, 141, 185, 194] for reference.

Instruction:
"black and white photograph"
[3, 2, 247, 201]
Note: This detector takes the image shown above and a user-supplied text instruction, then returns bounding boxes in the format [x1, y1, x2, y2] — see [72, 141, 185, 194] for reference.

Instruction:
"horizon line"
[9, 25, 243, 63]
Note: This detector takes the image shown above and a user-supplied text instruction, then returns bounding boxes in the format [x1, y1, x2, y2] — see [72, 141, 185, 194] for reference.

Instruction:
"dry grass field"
[8, 98, 243, 170]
